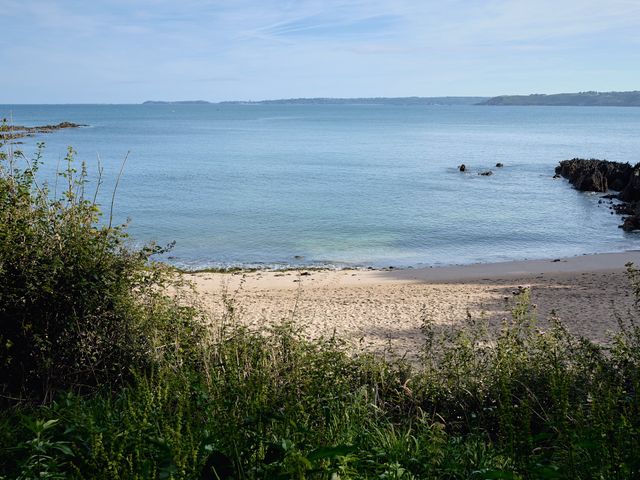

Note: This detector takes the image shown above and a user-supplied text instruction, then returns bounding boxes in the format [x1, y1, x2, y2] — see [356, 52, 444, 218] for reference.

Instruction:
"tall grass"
[1, 140, 638, 479]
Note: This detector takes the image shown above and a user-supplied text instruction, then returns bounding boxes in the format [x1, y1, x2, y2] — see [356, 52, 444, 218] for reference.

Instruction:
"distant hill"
[479, 91, 640, 106]
[142, 93, 640, 107]
[142, 97, 488, 106]
[142, 100, 212, 105]
[218, 97, 488, 106]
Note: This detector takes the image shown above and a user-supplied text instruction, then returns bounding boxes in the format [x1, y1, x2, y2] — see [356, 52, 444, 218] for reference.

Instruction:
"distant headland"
[480, 90, 640, 106]
[143, 91, 640, 107]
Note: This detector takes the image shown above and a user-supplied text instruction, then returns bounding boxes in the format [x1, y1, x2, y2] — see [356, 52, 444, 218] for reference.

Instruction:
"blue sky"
[1, 0, 639, 103]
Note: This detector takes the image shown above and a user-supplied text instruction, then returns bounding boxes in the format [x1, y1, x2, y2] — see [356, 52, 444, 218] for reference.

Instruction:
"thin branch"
[108, 151, 130, 229]
[92, 153, 104, 206]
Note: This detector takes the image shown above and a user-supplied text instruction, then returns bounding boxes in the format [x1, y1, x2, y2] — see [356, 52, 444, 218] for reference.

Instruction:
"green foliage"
[2, 295, 638, 479]
[0, 138, 203, 402]
[9, 418, 74, 480]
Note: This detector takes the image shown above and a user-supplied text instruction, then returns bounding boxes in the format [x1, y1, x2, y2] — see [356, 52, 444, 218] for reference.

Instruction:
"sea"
[2, 103, 639, 270]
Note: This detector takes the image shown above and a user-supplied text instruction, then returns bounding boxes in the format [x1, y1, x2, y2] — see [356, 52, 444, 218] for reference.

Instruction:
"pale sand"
[187, 251, 640, 360]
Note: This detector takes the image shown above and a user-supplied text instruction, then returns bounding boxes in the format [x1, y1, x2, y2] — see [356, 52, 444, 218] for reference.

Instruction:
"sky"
[1, 0, 639, 103]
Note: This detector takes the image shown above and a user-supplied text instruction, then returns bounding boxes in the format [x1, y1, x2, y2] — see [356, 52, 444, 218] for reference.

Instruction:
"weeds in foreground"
[2, 286, 638, 479]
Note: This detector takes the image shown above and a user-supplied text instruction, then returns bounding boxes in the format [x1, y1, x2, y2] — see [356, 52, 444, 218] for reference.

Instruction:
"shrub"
[0, 139, 202, 403]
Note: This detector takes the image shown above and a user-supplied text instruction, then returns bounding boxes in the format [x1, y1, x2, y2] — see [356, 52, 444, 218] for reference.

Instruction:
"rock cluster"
[0, 122, 85, 141]
[457, 164, 498, 176]
[555, 158, 640, 231]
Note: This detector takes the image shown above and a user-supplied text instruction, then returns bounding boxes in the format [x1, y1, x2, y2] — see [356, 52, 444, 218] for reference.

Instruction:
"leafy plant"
[0, 136, 203, 403]
[11, 418, 73, 480]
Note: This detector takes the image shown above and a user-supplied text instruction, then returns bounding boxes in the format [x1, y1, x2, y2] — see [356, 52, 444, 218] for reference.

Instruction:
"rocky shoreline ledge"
[0, 121, 86, 141]
[555, 158, 640, 231]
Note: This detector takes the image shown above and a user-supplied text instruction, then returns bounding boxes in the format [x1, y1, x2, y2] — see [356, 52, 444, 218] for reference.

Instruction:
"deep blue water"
[2, 103, 640, 269]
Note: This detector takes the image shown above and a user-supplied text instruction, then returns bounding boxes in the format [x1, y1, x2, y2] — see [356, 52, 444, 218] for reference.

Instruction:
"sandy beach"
[188, 251, 640, 360]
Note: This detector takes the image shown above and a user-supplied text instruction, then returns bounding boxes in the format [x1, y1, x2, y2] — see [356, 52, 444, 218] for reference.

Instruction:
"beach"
[189, 251, 640, 360]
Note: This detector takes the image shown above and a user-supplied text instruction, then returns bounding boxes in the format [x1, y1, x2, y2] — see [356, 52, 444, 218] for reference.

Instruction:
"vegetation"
[0, 139, 202, 404]
[1, 139, 639, 479]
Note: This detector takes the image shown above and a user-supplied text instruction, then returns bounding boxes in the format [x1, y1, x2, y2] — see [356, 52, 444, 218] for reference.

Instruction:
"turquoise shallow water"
[2, 103, 640, 269]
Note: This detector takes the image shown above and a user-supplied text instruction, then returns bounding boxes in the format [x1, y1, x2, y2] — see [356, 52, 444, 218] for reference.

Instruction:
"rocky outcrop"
[620, 169, 640, 202]
[555, 158, 640, 231]
[554, 158, 633, 192]
[0, 122, 86, 141]
[621, 215, 640, 232]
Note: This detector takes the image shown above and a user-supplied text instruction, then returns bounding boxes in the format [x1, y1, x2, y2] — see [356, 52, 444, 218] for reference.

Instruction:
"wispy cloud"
[250, 13, 400, 40]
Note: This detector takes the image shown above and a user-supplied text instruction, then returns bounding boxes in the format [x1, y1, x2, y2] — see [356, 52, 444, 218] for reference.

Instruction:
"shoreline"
[376, 250, 640, 283]
[188, 250, 640, 359]
[183, 250, 640, 283]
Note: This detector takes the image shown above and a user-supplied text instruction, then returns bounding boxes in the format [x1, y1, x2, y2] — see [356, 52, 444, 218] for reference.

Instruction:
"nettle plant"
[0, 136, 202, 403]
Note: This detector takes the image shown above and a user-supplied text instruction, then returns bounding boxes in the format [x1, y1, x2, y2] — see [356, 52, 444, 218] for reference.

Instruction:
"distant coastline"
[479, 90, 640, 107]
[142, 91, 640, 107]
[142, 100, 212, 105]
[143, 96, 488, 106]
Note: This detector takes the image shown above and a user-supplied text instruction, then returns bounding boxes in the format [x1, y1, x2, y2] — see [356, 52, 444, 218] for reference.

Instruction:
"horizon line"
[2, 90, 640, 106]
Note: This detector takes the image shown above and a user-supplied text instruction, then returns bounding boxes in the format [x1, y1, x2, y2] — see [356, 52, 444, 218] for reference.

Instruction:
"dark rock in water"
[621, 215, 640, 232]
[555, 158, 640, 233]
[612, 202, 636, 215]
[620, 169, 640, 202]
[458, 164, 466, 172]
[582, 170, 607, 192]
[495, 162, 504, 168]
[479, 170, 493, 176]
[555, 158, 634, 192]
[553, 173, 561, 179]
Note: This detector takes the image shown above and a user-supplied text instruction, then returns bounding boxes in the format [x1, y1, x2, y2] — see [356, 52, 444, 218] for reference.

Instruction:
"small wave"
[167, 257, 367, 272]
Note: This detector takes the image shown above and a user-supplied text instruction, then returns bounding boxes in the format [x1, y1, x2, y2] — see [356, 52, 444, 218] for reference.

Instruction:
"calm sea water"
[2, 104, 640, 269]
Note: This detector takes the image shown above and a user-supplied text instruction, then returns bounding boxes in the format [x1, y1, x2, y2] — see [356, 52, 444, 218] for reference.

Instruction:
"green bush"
[0, 140, 203, 403]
